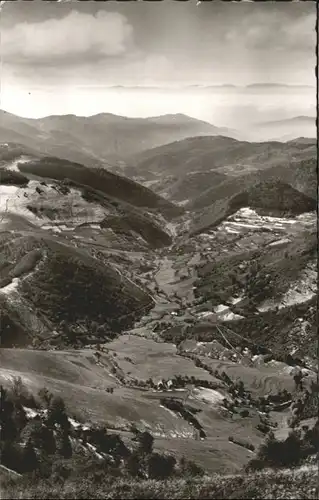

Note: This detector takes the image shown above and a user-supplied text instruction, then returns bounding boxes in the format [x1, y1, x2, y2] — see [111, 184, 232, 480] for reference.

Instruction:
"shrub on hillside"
[38, 387, 54, 409]
[178, 456, 204, 477]
[10, 376, 39, 409]
[21, 419, 56, 455]
[248, 422, 319, 472]
[0, 168, 29, 186]
[147, 452, 176, 480]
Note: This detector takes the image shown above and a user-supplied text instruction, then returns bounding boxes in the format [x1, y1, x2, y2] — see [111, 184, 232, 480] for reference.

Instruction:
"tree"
[135, 431, 154, 455]
[293, 371, 303, 392]
[94, 351, 101, 363]
[21, 439, 39, 473]
[12, 404, 27, 434]
[0, 386, 18, 442]
[1, 441, 23, 471]
[102, 434, 129, 462]
[124, 450, 142, 478]
[22, 420, 56, 455]
[147, 452, 176, 479]
[47, 396, 70, 432]
[10, 377, 37, 408]
[257, 431, 280, 466]
[56, 429, 72, 459]
[38, 387, 53, 408]
[10, 376, 26, 401]
[282, 430, 302, 466]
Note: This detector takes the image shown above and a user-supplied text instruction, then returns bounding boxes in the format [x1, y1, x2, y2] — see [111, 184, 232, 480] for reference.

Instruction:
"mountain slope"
[0, 110, 238, 166]
[251, 116, 316, 142]
[0, 235, 153, 348]
[188, 139, 316, 214]
[128, 135, 316, 177]
[18, 156, 183, 220]
[190, 181, 316, 235]
[0, 145, 184, 346]
[0, 142, 182, 218]
[142, 170, 228, 205]
[121, 135, 316, 204]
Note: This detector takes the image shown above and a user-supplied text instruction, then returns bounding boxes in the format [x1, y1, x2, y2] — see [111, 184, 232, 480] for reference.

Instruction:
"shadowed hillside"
[190, 181, 316, 235]
[17, 156, 183, 220]
[0, 235, 153, 348]
[119, 135, 316, 205]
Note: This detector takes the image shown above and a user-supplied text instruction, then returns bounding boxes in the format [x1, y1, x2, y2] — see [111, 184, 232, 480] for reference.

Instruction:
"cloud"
[282, 13, 316, 51]
[224, 10, 315, 52]
[1, 10, 134, 64]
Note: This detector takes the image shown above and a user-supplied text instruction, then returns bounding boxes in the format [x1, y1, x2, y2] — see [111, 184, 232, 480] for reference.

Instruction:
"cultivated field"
[106, 335, 221, 384]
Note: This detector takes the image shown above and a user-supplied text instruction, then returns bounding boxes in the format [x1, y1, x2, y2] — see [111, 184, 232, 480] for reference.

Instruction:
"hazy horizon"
[0, 0, 316, 132]
[1, 85, 315, 133]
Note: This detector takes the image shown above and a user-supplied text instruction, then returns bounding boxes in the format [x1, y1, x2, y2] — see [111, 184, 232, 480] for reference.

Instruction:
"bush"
[134, 431, 154, 455]
[10, 377, 39, 409]
[147, 453, 176, 479]
[38, 388, 53, 409]
[240, 409, 249, 418]
[178, 457, 204, 477]
[245, 458, 264, 472]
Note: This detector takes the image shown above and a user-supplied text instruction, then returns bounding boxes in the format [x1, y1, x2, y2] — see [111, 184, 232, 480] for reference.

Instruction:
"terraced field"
[106, 335, 221, 384]
[185, 355, 315, 396]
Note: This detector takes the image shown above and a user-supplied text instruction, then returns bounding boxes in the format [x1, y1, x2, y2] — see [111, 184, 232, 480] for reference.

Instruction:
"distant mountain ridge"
[256, 115, 315, 127]
[249, 115, 316, 142]
[246, 83, 314, 89]
[0, 109, 239, 167]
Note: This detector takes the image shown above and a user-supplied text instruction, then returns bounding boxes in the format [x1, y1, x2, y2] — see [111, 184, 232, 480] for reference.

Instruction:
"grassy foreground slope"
[2, 465, 318, 499]
[0, 345, 265, 475]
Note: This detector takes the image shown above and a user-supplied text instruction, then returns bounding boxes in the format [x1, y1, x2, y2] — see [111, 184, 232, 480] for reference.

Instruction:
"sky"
[0, 0, 316, 120]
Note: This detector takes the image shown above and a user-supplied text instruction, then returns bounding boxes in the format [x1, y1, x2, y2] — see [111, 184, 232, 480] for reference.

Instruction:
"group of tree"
[0, 378, 204, 483]
[246, 421, 319, 471]
[1, 381, 74, 475]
